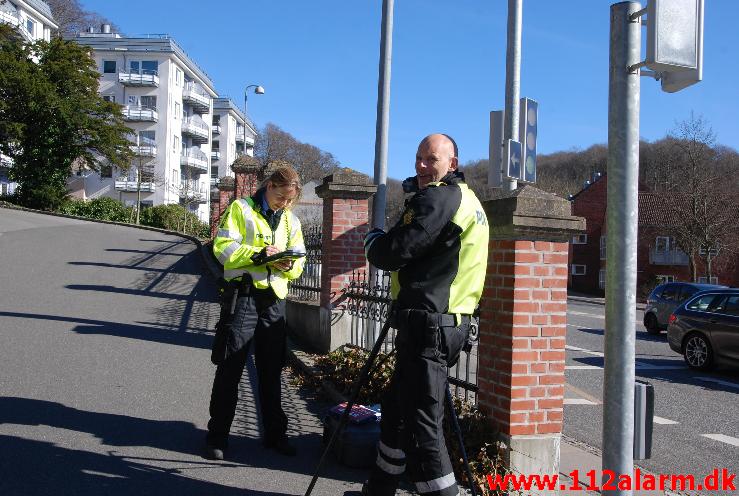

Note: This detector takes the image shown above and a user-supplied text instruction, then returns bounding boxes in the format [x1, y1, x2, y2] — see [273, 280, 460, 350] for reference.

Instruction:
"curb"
[568, 294, 646, 311]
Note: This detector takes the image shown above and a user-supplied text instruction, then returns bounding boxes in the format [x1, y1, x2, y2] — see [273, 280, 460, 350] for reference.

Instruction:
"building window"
[140, 96, 156, 109]
[173, 135, 180, 153]
[102, 95, 116, 103]
[572, 234, 588, 245]
[103, 60, 117, 74]
[655, 236, 672, 253]
[697, 276, 719, 284]
[139, 130, 155, 144]
[212, 140, 219, 151]
[175, 67, 182, 86]
[100, 164, 112, 178]
[698, 246, 718, 256]
[127, 95, 137, 106]
[174, 102, 180, 119]
[571, 264, 587, 276]
[599, 269, 606, 290]
[657, 275, 676, 284]
[26, 18, 34, 35]
[600, 235, 606, 260]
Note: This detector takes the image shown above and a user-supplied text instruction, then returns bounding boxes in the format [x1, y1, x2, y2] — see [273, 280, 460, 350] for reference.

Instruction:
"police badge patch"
[403, 208, 414, 225]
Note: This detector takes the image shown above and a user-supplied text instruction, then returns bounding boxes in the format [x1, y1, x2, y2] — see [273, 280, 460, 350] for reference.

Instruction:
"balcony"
[210, 177, 218, 187]
[182, 82, 211, 113]
[211, 124, 221, 135]
[181, 116, 209, 143]
[130, 138, 157, 157]
[649, 248, 690, 266]
[118, 71, 159, 87]
[122, 105, 158, 122]
[114, 180, 156, 193]
[235, 129, 245, 143]
[0, 154, 12, 168]
[211, 150, 221, 161]
[179, 181, 207, 203]
[180, 147, 208, 172]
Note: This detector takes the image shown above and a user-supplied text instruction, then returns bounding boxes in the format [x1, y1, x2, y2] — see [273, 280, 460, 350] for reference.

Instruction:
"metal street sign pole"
[368, 0, 394, 348]
[503, 0, 522, 192]
[371, 0, 394, 231]
[603, 3, 641, 494]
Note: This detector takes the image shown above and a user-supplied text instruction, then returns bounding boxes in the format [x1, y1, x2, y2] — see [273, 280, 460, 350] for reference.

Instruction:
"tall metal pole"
[368, 0, 394, 349]
[603, 3, 641, 495]
[503, 0, 522, 192]
[371, 0, 393, 230]
[135, 133, 141, 225]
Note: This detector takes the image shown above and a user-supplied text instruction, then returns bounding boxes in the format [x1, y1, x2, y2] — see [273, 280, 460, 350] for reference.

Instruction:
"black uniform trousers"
[206, 286, 288, 449]
[367, 310, 470, 496]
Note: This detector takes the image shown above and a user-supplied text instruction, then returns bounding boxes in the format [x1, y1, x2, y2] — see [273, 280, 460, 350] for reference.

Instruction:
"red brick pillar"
[478, 186, 585, 488]
[314, 168, 377, 351]
[231, 155, 264, 199]
[209, 178, 235, 238]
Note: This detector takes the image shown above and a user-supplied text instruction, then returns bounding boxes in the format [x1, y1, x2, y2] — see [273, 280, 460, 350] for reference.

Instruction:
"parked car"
[643, 282, 726, 334]
[667, 288, 739, 370]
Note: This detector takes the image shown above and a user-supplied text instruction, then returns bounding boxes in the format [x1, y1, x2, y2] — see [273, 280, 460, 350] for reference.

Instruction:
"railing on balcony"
[211, 124, 221, 135]
[0, 11, 20, 30]
[181, 116, 209, 143]
[649, 248, 690, 266]
[118, 70, 159, 87]
[210, 177, 218, 187]
[183, 82, 211, 113]
[179, 181, 207, 202]
[235, 128, 245, 143]
[211, 150, 221, 161]
[122, 105, 158, 122]
[180, 147, 208, 172]
[0, 154, 12, 168]
[114, 180, 156, 193]
[130, 137, 157, 157]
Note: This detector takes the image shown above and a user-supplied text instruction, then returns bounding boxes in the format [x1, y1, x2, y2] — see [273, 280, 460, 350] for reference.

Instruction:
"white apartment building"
[0, 0, 56, 42]
[0, 0, 57, 196]
[70, 26, 218, 223]
[211, 98, 257, 187]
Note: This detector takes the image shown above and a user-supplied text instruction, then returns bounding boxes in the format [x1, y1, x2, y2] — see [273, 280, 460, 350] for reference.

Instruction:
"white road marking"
[698, 377, 739, 390]
[701, 434, 739, 447]
[653, 416, 679, 425]
[564, 398, 598, 405]
[566, 365, 602, 370]
[569, 311, 604, 318]
[566, 345, 604, 357]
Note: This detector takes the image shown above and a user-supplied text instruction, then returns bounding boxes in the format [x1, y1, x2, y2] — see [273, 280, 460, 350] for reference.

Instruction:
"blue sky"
[81, 0, 738, 180]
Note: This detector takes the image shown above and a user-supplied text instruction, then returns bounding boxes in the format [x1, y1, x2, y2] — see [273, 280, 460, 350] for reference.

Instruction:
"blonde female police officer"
[205, 165, 305, 460]
[363, 134, 489, 496]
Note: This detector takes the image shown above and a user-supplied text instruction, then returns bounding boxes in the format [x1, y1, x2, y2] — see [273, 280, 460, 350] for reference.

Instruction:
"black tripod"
[304, 320, 477, 496]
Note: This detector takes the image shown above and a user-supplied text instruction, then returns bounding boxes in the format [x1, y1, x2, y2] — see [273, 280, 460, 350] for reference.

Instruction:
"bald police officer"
[363, 134, 489, 496]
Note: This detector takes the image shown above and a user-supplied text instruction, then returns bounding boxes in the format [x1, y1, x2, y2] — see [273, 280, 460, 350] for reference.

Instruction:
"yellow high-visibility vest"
[213, 196, 305, 299]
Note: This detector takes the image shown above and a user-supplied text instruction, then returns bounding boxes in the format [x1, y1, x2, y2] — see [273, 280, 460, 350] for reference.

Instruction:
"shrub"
[59, 197, 132, 222]
[16, 185, 68, 211]
[140, 203, 210, 238]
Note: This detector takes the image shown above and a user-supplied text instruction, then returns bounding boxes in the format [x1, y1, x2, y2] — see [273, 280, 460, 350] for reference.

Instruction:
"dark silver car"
[667, 289, 739, 370]
[643, 282, 725, 334]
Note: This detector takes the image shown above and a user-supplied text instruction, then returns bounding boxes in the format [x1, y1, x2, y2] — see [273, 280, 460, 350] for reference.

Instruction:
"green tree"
[0, 24, 133, 209]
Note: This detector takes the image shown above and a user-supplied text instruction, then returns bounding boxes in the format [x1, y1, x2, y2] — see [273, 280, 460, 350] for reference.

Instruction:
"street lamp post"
[243, 84, 265, 117]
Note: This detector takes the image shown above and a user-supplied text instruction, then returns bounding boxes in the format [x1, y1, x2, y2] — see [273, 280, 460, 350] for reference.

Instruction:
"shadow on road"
[0, 311, 214, 350]
[0, 434, 294, 496]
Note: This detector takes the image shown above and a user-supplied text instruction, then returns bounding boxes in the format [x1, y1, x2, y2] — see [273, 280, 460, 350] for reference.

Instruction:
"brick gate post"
[209, 177, 235, 238]
[315, 168, 377, 352]
[478, 186, 585, 491]
[231, 155, 264, 199]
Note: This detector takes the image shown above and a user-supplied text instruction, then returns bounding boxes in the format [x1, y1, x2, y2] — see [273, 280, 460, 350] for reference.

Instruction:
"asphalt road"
[564, 300, 739, 494]
[0, 209, 370, 496]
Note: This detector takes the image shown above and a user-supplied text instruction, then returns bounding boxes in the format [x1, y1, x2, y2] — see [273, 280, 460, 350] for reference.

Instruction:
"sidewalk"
[568, 292, 647, 311]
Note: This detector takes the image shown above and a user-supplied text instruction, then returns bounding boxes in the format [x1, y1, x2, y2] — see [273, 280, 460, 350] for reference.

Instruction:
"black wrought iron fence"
[343, 270, 479, 404]
[287, 225, 322, 301]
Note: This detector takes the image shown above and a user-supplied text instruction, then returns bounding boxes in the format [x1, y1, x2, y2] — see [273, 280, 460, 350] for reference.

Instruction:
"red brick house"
[568, 174, 738, 296]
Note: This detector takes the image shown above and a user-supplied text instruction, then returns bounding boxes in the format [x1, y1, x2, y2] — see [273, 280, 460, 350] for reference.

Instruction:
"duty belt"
[390, 308, 473, 329]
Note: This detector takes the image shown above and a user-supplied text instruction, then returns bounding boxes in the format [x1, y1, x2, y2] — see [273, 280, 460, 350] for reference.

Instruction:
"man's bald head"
[415, 134, 459, 189]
